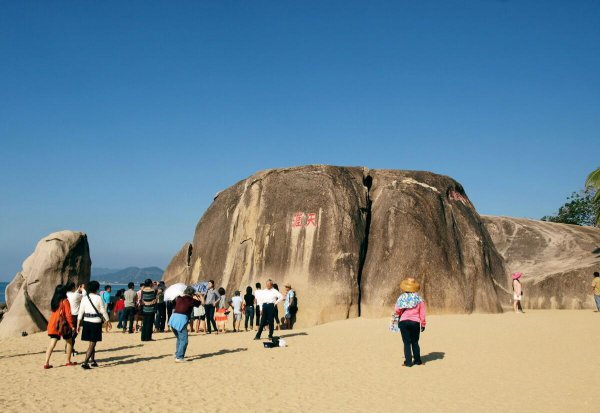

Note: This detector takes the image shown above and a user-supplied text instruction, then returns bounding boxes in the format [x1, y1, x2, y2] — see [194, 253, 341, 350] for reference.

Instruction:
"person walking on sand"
[44, 284, 77, 369]
[168, 287, 203, 362]
[204, 280, 220, 334]
[592, 272, 600, 311]
[254, 279, 283, 340]
[512, 272, 524, 313]
[140, 279, 157, 341]
[123, 282, 137, 334]
[395, 278, 426, 367]
[78, 280, 111, 370]
[66, 281, 84, 356]
[230, 290, 243, 332]
[243, 286, 255, 332]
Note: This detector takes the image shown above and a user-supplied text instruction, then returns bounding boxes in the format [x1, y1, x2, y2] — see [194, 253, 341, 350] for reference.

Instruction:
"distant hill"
[92, 266, 164, 284]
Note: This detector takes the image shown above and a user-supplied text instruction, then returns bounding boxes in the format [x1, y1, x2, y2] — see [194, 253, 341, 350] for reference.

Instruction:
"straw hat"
[285, 283, 292, 289]
[400, 278, 420, 293]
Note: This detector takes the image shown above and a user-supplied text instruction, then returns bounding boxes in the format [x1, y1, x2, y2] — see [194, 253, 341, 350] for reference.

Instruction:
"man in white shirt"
[254, 279, 283, 340]
[66, 281, 85, 355]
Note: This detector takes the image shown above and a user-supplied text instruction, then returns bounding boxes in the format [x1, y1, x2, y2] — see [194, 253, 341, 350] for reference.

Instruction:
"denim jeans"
[173, 327, 189, 359]
[117, 310, 125, 329]
[245, 306, 255, 330]
[594, 295, 600, 311]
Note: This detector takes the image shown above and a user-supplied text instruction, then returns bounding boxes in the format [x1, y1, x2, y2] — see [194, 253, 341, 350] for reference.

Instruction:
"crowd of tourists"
[43, 277, 298, 368]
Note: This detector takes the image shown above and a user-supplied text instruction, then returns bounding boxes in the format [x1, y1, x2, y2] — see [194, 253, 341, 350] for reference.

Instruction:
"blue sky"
[1, 1, 599, 280]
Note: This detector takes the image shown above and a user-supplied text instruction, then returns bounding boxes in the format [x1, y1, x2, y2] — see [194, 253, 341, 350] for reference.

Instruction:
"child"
[113, 290, 125, 329]
[230, 290, 243, 332]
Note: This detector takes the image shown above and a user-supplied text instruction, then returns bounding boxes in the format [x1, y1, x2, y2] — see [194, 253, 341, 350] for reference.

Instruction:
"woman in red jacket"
[44, 284, 76, 369]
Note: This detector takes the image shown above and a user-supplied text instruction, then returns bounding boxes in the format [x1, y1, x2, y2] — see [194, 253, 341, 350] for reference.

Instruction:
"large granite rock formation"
[360, 170, 506, 317]
[483, 216, 600, 309]
[164, 165, 506, 327]
[0, 231, 91, 338]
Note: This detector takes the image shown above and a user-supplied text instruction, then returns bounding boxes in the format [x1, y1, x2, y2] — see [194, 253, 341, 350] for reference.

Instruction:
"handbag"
[57, 301, 73, 337]
[389, 313, 401, 333]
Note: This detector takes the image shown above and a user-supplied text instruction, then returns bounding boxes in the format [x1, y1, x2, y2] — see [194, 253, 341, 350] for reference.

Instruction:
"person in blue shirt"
[100, 285, 112, 332]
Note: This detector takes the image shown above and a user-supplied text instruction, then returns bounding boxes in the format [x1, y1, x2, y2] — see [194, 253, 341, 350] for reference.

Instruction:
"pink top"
[395, 302, 426, 327]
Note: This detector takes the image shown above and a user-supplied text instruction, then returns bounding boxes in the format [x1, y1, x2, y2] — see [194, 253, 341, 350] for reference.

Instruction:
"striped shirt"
[141, 288, 157, 314]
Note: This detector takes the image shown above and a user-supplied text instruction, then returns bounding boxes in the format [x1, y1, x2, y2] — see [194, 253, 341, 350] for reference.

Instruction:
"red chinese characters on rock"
[291, 212, 318, 228]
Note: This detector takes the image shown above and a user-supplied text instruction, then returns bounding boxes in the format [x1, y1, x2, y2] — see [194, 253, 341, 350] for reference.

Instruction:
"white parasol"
[164, 283, 187, 301]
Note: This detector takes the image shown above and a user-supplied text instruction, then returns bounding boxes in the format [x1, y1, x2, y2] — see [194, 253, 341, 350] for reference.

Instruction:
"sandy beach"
[0, 310, 597, 412]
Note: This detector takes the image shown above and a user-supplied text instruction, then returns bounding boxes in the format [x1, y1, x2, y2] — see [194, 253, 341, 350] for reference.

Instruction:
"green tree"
[541, 189, 597, 226]
[585, 167, 600, 225]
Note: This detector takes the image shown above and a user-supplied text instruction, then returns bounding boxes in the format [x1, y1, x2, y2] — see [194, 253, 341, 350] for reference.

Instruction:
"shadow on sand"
[276, 332, 308, 339]
[421, 352, 445, 363]
[96, 344, 144, 353]
[100, 354, 171, 367]
[188, 347, 248, 362]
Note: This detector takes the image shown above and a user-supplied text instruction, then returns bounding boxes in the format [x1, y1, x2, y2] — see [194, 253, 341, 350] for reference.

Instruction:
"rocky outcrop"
[166, 165, 506, 327]
[360, 170, 505, 317]
[162, 242, 193, 286]
[0, 231, 91, 338]
[483, 216, 600, 309]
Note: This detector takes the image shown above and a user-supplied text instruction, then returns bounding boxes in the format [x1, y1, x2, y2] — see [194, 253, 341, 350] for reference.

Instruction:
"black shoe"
[414, 360, 423, 365]
[402, 362, 413, 367]
[254, 337, 260, 340]
[90, 362, 98, 367]
[81, 363, 91, 370]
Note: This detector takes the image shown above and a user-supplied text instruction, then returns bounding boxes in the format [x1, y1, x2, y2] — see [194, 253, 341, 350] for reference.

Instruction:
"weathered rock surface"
[0, 231, 91, 338]
[361, 170, 506, 317]
[166, 165, 506, 326]
[483, 216, 600, 309]
[162, 242, 193, 286]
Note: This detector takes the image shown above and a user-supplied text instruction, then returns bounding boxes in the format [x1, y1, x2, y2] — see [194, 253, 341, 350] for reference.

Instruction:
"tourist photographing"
[44, 284, 76, 369]
[78, 280, 111, 370]
[592, 272, 600, 311]
[512, 272, 524, 314]
[254, 279, 283, 340]
[395, 278, 426, 367]
[243, 286, 255, 332]
[123, 282, 137, 334]
[168, 286, 203, 362]
[204, 280, 220, 334]
[141, 278, 157, 341]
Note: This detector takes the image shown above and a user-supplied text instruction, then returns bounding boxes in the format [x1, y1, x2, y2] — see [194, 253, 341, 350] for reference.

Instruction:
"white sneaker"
[175, 358, 186, 362]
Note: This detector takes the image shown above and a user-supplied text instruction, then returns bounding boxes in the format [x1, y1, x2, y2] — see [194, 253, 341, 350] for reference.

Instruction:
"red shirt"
[114, 298, 125, 313]
[174, 295, 201, 317]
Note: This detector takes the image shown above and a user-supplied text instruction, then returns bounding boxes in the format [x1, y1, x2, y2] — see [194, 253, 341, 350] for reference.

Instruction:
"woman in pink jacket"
[395, 278, 426, 367]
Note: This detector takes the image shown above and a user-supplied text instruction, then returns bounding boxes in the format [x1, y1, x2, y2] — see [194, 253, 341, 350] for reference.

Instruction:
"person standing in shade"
[254, 282, 262, 331]
[204, 280, 220, 334]
[66, 281, 84, 356]
[140, 279, 157, 341]
[592, 272, 600, 312]
[254, 279, 283, 340]
[123, 282, 137, 334]
[512, 272, 524, 314]
[154, 286, 167, 332]
[100, 285, 112, 332]
[44, 284, 76, 369]
[243, 286, 255, 332]
[283, 284, 296, 330]
[78, 280, 111, 370]
[395, 278, 426, 367]
[169, 287, 203, 362]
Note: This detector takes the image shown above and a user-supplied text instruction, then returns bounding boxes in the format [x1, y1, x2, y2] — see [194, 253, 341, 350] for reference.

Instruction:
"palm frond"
[585, 167, 600, 189]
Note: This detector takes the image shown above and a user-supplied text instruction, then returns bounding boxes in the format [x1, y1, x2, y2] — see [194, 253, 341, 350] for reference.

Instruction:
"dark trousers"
[166, 300, 174, 324]
[399, 320, 421, 365]
[155, 303, 166, 331]
[205, 304, 218, 333]
[123, 306, 136, 333]
[255, 305, 261, 326]
[245, 306, 255, 330]
[255, 303, 275, 339]
[71, 315, 78, 350]
[141, 313, 155, 341]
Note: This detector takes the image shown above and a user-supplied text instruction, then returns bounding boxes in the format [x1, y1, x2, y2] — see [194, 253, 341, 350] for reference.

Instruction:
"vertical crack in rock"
[357, 174, 373, 317]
